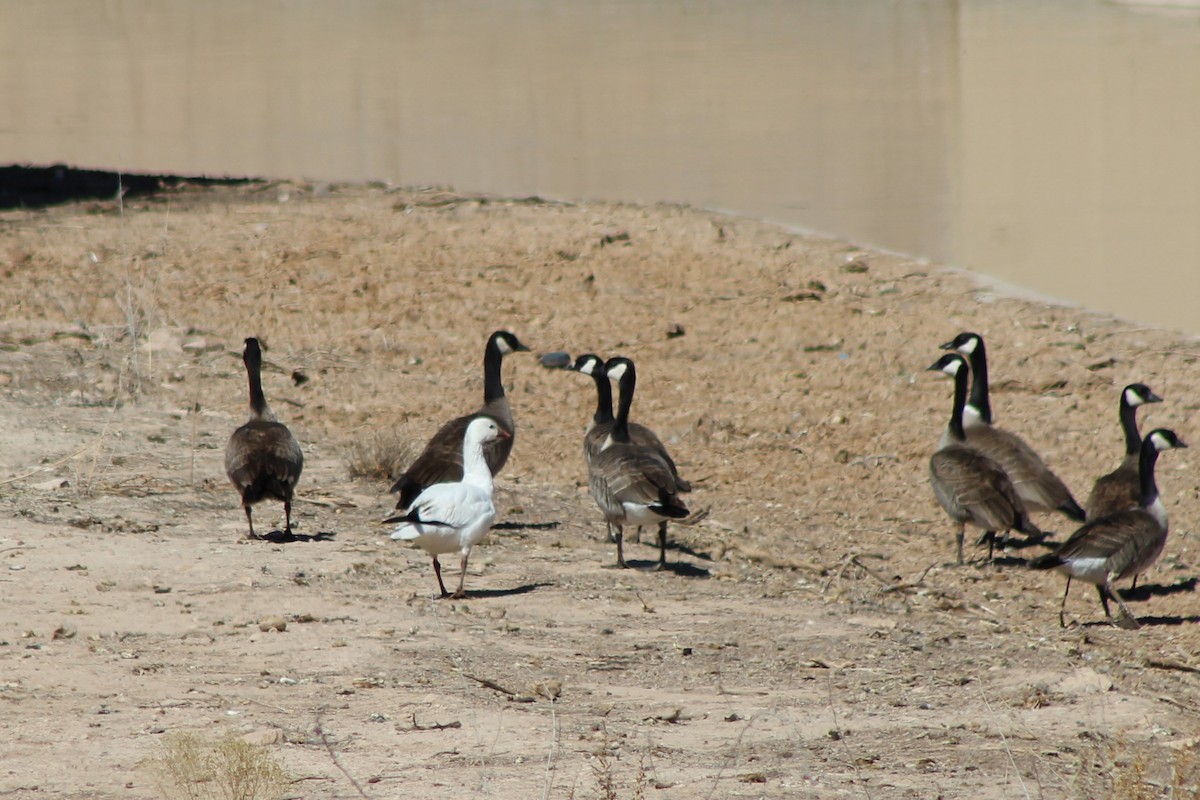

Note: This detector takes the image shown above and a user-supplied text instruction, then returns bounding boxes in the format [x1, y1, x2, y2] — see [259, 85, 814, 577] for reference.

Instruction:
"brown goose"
[567, 353, 690, 486]
[928, 353, 1041, 564]
[1031, 428, 1186, 629]
[1085, 383, 1162, 520]
[587, 357, 689, 569]
[940, 332, 1086, 522]
[390, 330, 529, 511]
[225, 337, 304, 540]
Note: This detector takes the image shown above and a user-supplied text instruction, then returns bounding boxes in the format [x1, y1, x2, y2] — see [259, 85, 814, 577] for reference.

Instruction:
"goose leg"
[652, 521, 668, 571]
[1058, 576, 1073, 628]
[450, 553, 470, 599]
[1130, 574, 1139, 591]
[432, 556, 450, 598]
[615, 525, 628, 568]
[244, 505, 259, 540]
[1103, 581, 1140, 630]
[955, 523, 965, 565]
[283, 499, 293, 534]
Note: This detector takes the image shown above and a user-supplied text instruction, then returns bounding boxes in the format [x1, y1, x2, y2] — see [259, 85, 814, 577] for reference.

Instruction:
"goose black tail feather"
[1060, 499, 1086, 523]
[1029, 553, 1064, 571]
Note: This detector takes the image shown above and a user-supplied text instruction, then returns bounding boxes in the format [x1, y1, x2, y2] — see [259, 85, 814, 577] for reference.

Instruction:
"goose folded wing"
[404, 483, 495, 529]
[930, 448, 1022, 529]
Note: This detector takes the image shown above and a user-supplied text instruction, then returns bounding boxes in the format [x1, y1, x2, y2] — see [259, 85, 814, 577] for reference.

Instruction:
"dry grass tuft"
[145, 731, 290, 800]
[1074, 737, 1200, 799]
[344, 427, 419, 481]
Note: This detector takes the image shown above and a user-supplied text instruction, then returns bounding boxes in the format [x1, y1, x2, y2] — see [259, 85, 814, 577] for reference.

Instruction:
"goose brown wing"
[225, 421, 303, 489]
[963, 425, 1079, 516]
[930, 445, 1025, 531]
[1053, 510, 1164, 579]
[1085, 456, 1140, 520]
[591, 444, 686, 512]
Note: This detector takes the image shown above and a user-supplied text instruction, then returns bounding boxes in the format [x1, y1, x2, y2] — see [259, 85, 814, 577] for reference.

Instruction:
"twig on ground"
[540, 697, 560, 800]
[705, 716, 754, 800]
[316, 715, 371, 800]
[825, 671, 874, 800]
[464, 673, 535, 702]
[397, 713, 461, 732]
[976, 685, 1032, 800]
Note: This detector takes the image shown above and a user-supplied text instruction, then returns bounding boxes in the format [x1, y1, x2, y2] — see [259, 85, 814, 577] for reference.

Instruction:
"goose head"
[1147, 428, 1187, 453]
[465, 416, 511, 445]
[603, 356, 635, 384]
[1124, 383, 1163, 408]
[570, 353, 605, 376]
[490, 330, 531, 355]
[927, 352, 968, 377]
[939, 332, 983, 355]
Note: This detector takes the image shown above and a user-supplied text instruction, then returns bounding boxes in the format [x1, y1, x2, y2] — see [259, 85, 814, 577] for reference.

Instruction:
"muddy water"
[4, 1, 1199, 332]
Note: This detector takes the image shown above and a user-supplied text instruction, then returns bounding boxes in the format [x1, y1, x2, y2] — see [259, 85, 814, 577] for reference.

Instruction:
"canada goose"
[940, 332, 1086, 522]
[384, 416, 510, 598]
[587, 357, 689, 569]
[568, 353, 690, 487]
[225, 337, 304, 540]
[1085, 383, 1163, 521]
[1031, 428, 1187, 629]
[389, 330, 529, 511]
[928, 353, 1042, 564]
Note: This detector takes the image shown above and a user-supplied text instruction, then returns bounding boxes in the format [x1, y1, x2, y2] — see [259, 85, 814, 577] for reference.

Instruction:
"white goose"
[384, 416, 509, 598]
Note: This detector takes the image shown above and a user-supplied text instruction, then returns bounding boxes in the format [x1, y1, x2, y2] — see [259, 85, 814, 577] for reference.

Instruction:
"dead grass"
[144, 731, 290, 800]
[344, 427, 420, 481]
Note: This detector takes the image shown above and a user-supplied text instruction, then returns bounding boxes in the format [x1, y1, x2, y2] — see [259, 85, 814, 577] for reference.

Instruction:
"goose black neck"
[611, 365, 636, 443]
[590, 371, 615, 426]
[966, 340, 992, 425]
[1137, 437, 1163, 507]
[947, 360, 970, 442]
[244, 341, 268, 417]
[482, 336, 507, 404]
[1119, 396, 1142, 456]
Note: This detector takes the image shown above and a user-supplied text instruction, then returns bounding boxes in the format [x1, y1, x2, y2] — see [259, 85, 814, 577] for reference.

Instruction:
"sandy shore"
[1, 182, 1198, 798]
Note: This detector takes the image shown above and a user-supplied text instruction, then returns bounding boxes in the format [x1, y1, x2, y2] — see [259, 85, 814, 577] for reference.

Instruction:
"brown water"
[4, 0, 1200, 332]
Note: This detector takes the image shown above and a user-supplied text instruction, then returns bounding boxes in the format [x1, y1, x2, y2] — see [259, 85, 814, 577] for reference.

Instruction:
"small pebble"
[539, 351, 572, 369]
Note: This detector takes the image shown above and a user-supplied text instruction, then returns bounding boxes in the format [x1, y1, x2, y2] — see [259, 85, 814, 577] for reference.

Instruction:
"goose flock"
[224, 328, 1188, 629]
[926, 332, 1186, 629]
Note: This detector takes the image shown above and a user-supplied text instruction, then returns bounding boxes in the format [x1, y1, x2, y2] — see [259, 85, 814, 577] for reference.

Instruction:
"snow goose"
[390, 330, 529, 511]
[225, 337, 304, 539]
[385, 416, 510, 598]
[928, 353, 1041, 564]
[1031, 428, 1186, 629]
[587, 356, 689, 569]
[1085, 383, 1162, 521]
[940, 332, 1086, 522]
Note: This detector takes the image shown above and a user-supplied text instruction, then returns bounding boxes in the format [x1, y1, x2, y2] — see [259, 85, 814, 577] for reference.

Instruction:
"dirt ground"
[2, 183, 1200, 799]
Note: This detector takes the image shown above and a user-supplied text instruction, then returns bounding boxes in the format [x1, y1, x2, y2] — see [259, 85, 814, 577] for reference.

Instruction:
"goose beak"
[1147, 391, 1163, 404]
[937, 339, 955, 351]
[1178, 438, 1189, 448]
[497, 428, 513, 439]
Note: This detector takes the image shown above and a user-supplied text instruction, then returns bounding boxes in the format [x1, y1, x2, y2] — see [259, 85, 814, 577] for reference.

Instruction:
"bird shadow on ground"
[461, 582, 552, 599]
[1120, 577, 1198, 602]
[253, 530, 337, 544]
[492, 520, 561, 531]
[619, 559, 711, 578]
[1131, 614, 1200, 627]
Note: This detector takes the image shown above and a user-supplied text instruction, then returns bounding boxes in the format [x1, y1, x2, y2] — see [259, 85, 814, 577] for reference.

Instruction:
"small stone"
[539, 351, 572, 369]
[258, 616, 287, 632]
[241, 728, 283, 746]
[32, 478, 69, 491]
